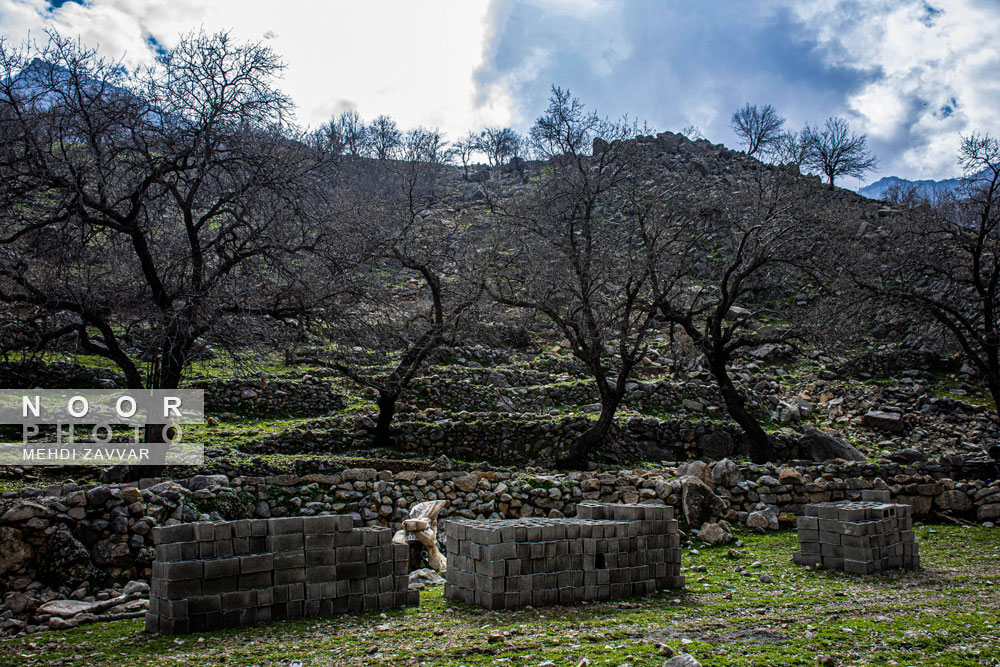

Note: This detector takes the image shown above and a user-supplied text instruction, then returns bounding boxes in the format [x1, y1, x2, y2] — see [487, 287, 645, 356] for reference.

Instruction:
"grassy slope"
[3, 525, 998, 667]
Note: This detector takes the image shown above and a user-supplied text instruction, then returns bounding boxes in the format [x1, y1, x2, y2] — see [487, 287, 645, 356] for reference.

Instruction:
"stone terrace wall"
[246, 413, 748, 464]
[1, 459, 998, 593]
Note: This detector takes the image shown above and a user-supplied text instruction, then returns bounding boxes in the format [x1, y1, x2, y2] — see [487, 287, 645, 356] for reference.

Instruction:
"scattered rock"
[711, 459, 742, 486]
[432, 455, 454, 471]
[341, 468, 377, 482]
[37, 599, 95, 618]
[978, 503, 1000, 522]
[697, 522, 734, 546]
[862, 410, 904, 433]
[454, 474, 478, 493]
[0, 527, 32, 576]
[663, 653, 702, 667]
[123, 580, 150, 596]
[0, 501, 53, 523]
[187, 475, 229, 491]
[408, 568, 444, 589]
[778, 468, 805, 485]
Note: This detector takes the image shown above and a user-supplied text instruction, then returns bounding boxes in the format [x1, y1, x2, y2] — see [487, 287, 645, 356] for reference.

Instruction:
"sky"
[1, 0, 998, 186]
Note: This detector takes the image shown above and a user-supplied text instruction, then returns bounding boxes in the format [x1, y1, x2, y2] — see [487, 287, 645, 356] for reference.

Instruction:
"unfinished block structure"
[146, 516, 418, 634]
[793, 491, 919, 573]
[442, 502, 684, 609]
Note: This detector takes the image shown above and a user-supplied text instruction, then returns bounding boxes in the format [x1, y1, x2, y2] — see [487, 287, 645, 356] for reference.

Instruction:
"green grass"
[3, 526, 998, 666]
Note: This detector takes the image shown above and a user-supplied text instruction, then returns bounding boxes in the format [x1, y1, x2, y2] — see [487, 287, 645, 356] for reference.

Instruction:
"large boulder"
[798, 428, 866, 462]
[698, 430, 735, 459]
[677, 461, 713, 487]
[696, 521, 734, 546]
[37, 599, 95, 619]
[679, 476, 727, 528]
[711, 459, 743, 486]
[341, 468, 377, 482]
[0, 526, 32, 576]
[978, 503, 1000, 522]
[0, 501, 54, 523]
[453, 474, 478, 493]
[862, 410, 904, 433]
[747, 507, 779, 531]
[2, 591, 36, 615]
[38, 528, 96, 585]
[778, 467, 805, 485]
[187, 474, 229, 491]
[935, 490, 972, 512]
[887, 447, 927, 464]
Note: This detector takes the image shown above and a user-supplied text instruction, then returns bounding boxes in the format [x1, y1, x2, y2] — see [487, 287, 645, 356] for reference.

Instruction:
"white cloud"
[0, 0, 501, 137]
[2, 0, 997, 181]
[786, 0, 1000, 179]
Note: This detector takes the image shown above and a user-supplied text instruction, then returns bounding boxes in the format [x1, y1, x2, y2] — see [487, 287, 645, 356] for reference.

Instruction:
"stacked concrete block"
[793, 491, 919, 573]
[442, 502, 683, 609]
[146, 515, 417, 634]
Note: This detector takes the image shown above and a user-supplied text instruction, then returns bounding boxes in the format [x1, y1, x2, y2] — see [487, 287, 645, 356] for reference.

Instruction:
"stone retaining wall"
[1, 459, 997, 596]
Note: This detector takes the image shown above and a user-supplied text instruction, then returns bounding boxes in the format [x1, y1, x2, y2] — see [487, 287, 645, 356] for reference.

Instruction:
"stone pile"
[146, 515, 416, 634]
[792, 491, 919, 573]
[442, 502, 683, 609]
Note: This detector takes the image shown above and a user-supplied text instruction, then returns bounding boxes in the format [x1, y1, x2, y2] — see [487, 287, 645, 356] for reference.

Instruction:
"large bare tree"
[0, 31, 332, 394]
[651, 161, 820, 463]
[318, 128, 486, 446]
[488, 87, 668, 468]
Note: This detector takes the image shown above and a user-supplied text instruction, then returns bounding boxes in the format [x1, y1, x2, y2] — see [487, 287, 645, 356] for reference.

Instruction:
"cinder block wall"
[442, 502, 684, 609]
[146, 516, 417, 634]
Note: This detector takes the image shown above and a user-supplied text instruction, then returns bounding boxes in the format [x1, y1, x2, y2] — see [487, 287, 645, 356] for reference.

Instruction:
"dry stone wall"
[1, 459, 997, 596]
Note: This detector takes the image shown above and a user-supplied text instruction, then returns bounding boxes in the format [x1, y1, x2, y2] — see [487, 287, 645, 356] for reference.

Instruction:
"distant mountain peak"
[859, 173, 971, 201]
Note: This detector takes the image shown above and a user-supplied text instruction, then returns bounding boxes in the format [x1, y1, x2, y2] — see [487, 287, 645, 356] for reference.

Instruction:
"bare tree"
[477, 126, 521, 168]
[855, 133, 1000, 414]
[314, 116, 345, 155]
[802, 117, 877, 189]
[0, 31, 332, 392]
[336, 109, 368, 157]
[317, 128, 486, 446]
[730, 103, 785, 157]
[681, 125, 705, 141]
[772, 130, 809, 166]
[368, 114, 402, 160]
[454, 130, 480, 180]
[652, 163, 819, 463]
[488, 87, 665, 469]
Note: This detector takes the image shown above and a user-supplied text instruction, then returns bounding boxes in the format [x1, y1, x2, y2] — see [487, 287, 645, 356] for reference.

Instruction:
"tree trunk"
[708, 353, 773, 463]
[374, 390, 398, 448]
[102, 345, 187, 484]
[557, 393, 619, 469]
